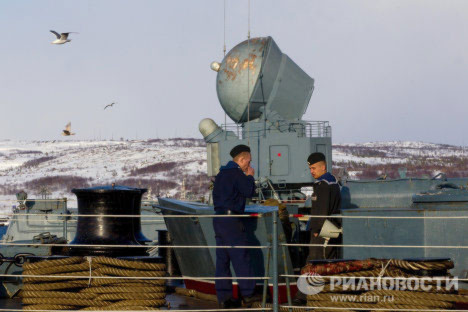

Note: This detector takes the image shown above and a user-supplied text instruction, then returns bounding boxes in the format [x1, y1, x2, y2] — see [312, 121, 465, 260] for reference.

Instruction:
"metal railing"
[221, 121, 331, 140]
[1, 211, 468, 312]
[257, 189, 306, 202]
[303, 120, 332, 138]
[0, 212, 278, 312]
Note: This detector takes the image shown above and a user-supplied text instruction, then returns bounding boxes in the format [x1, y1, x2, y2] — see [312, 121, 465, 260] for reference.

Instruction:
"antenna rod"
[246, 0, 251, 146]
[223, 0, 227, 56]
[224, 0, 227, 131]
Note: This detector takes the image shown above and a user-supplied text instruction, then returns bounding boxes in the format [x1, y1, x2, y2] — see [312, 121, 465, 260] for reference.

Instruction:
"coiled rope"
[304, 258, 468, 311]
[22, 305, 76, 311]
[23, 257, 83, 270]
[21, 256, 167, 310]
[175, 286, 218, 302]
[386, 259, 454, 271]
[365, 289, 468, 302]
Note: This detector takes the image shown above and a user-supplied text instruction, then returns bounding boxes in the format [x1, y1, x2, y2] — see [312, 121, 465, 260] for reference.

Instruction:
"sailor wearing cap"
[294, 152, 342, 305]
[306, 152, 342, 261]
[212, 144, 261, 308]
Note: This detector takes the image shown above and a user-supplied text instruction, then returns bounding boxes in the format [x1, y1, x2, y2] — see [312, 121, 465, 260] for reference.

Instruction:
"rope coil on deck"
[92, 257, 166, 271]
[80, 306, 161, 311]
[23, 257, 83, 270]
[175, 286, 218, 302]
[20, 256, 167, 310]
[22, 305, 77, 311]
[386, 259, 454, 271]
[298, 258, 468, 312]
[80, 286, 166, 294]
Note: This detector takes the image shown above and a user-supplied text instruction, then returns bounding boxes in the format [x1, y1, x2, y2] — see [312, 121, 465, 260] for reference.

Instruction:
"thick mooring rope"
[365, 289, 468, 302]
[21, 256, 167, 310]
[92, 257, 166, 271]
[95, 266, 166, 277]
[94, 292, 165, 300]
[106, 299, 166, 308]
[85, 276, 167, 286]
[21, 297, 110, 306]
[330, 268, 412, 278]
[20, 291, 96, 300]
[304, 258, 468, 312]
[175, 286, 218, 302]
[22, 304, 76, 311]
[23, 262, 94, 275]
[22, 280, 90, 291]
[23, 270, 92, 283]
[80, 285, 165, 294]
[22, 257, 83, 270]
[387, 259, 454, 271]
[81, 306, 160, 311]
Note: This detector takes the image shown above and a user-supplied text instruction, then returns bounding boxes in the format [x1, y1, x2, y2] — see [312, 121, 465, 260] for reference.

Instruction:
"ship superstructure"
[200, 37, 331, 197]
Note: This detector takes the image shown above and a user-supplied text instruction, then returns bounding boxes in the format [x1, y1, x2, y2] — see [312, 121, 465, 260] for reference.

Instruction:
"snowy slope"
[0, 139, 206, 212]
[333, 141, 468, 179]
[0, 139, 467, 213]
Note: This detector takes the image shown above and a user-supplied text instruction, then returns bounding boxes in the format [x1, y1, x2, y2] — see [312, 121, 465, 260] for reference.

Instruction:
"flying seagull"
[62, 122, 75, 136]
[104, 102, 117, 110]
[50, 30, 78, 44]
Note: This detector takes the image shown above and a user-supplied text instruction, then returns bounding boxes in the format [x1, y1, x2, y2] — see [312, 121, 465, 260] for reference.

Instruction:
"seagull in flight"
[50, 30, 78, 45]
[104, 102, 117, 110]
[62, 122, 75, 136]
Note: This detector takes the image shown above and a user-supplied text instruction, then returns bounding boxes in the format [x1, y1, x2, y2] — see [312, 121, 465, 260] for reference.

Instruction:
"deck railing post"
[282, 243, 292, 312]
[272, 212, 279, 312]
[262, 246, 271, 311]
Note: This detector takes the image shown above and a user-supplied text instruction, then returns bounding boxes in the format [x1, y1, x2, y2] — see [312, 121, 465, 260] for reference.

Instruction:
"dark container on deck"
[67, 185, 148, 256]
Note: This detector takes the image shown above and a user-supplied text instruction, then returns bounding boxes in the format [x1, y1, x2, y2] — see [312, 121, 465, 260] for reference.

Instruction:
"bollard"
[272, 212, 279, 312]
[68, 185, 147, 256]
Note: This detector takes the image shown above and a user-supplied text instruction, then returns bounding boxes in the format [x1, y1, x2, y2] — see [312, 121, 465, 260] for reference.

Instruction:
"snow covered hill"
[333, 142, 468, 179]
[0, 139, 467, 212]
[0, 139, 207, 212]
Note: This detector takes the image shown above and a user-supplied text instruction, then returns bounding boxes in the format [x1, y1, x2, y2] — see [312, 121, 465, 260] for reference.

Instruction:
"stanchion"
[281, 244, 292, 312]
[262, 247, 271, 311]
[272, 212, 279, 312]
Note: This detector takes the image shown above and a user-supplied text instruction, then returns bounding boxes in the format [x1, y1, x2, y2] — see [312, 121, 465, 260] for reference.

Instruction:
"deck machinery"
[200, 36, 331, 198]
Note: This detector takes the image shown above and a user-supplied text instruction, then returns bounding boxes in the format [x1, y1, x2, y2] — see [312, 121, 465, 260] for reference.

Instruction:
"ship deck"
[0, 293, 219, 310]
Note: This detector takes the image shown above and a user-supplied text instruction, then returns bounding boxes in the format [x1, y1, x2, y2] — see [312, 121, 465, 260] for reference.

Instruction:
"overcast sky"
[0, 0, 467, 145]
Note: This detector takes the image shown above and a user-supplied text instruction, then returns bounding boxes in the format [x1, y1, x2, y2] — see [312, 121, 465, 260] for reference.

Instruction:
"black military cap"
[230, 144, 251, 158]
[307, 152, 326, 165]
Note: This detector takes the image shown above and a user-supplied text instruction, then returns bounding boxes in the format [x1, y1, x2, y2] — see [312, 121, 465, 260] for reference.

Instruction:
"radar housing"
[216, 37, 314, 123]
[202, 36, 332, 196]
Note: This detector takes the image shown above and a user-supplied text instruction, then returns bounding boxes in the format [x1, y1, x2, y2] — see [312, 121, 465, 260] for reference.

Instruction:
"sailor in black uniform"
[212, 144, 262, 308]
[294, 152, 342, 305]
[306, 152, 342, 260]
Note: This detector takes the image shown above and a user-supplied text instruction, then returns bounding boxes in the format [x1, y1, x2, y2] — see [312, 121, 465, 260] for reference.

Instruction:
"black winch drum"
[67, 185, 148, 256]
[133, 188, 152, 243]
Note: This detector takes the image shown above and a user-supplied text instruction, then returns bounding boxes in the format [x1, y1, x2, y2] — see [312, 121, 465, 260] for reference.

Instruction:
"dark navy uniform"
[212, 160, 256, 303]
[295, 172, 342, 303]
[307, 172, 341, 261]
